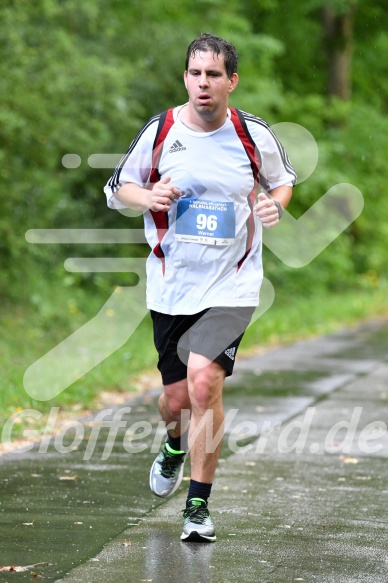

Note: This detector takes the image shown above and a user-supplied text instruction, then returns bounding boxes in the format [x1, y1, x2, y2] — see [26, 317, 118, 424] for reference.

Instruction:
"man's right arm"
[115, 177, 181, 213]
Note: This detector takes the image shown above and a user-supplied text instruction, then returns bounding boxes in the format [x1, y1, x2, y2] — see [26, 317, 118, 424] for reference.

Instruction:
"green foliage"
[1, 283, 387, 429]
[0, 0, 144, 298]
[0, 0, 290, 301]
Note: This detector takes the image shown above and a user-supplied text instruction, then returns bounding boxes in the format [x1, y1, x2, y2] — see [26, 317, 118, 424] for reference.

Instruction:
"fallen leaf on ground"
[122, 540, 132, 547]
[0, 563, 51, 573]
[340, 455, 358, 464]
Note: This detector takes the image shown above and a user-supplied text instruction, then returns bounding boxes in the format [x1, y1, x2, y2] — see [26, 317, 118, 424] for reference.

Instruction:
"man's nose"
[199, 74, 209, 87]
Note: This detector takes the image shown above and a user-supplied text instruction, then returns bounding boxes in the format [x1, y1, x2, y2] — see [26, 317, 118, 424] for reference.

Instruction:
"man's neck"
[178, 103, 228, 132]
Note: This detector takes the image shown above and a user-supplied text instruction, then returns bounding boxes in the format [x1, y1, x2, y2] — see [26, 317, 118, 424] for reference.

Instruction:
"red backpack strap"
[230, 108, 262, 270]
[148, 108, 175, 272]
[229, 108, 261, 184]
[149, 108, 175, 185]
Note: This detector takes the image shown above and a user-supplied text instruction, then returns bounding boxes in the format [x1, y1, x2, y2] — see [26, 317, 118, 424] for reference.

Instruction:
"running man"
[104, 33, 296, 542]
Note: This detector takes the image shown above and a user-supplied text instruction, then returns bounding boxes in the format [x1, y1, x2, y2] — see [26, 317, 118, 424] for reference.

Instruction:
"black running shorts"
[150, 306, 255, 385]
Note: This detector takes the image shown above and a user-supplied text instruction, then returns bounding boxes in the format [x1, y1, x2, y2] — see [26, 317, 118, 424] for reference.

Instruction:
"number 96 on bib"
[175, 198, 235, 246]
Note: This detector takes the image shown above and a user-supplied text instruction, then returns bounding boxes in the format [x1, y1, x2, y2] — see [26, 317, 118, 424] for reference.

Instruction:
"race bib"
[175, 199, 235, 245]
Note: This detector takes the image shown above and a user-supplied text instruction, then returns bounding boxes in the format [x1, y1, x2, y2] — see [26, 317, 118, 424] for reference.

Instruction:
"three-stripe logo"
[169, 140, 186, 153]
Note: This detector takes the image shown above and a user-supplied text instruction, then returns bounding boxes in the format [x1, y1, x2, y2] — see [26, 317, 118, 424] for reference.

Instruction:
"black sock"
[186, 479, 212, 506]
[166, 429, 188, 453]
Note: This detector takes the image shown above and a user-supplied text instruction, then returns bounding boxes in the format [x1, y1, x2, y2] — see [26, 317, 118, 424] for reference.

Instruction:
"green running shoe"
[181, 498, 216, 543]
[149, 442, 187, 498]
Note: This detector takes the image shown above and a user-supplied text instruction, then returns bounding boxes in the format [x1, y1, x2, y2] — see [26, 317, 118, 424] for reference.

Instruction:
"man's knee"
[161, 380, 191, 419]
[188, 363, 225, 411]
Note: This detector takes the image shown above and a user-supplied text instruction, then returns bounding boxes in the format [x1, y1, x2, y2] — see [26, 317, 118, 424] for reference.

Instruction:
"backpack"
[149, 107, 261, 185]
[148, 107, 261, 270]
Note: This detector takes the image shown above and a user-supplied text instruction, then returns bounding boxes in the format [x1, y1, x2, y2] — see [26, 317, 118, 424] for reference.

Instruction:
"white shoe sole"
[180, 530, 217, 543]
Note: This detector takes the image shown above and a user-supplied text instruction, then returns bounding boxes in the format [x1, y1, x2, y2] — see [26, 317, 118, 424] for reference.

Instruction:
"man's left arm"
[254, 185, 292, 229]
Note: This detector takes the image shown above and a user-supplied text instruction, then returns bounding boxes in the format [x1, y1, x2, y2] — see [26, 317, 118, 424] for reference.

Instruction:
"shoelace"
[160, 447, 185, 478]
[182, 504, 209, 524]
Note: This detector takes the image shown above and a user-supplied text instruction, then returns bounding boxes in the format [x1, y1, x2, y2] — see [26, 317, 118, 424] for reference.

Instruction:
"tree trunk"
[323, 3, 356, 100]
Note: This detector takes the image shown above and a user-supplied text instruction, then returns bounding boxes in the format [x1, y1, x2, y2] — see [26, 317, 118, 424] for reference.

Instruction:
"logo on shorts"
[224, 347, 236, 360]
[169, 140, 186, 153]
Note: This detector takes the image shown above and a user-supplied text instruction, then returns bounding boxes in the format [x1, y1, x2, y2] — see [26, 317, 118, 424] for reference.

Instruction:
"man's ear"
[228, 72, 239, 93]
[183, 71, 188, 90]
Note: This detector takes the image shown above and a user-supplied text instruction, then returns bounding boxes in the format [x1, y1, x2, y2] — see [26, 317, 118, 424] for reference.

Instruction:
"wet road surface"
[0, 318, 387, 582]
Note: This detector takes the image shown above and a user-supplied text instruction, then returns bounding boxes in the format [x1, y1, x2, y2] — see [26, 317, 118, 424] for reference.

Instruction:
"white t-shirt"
[104, 106, 296, 315]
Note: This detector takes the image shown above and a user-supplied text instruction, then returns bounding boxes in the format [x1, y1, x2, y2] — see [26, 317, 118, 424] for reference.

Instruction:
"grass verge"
[1, 282, 387, 435]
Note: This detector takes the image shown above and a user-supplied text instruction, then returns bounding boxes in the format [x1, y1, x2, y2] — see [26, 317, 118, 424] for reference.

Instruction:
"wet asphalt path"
[0, 318, 387, 582]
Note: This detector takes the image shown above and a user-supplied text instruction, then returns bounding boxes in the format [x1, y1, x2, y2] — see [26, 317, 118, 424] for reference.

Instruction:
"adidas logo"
[169, 140, 186, 153]
[224, 347, 236, 360]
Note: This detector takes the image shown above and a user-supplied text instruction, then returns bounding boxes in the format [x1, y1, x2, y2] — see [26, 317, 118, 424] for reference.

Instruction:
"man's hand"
[254, 192, 282, 228]
[147, 176, 181, 212]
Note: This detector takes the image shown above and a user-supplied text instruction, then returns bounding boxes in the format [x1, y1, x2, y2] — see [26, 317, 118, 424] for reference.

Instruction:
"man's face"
[184, 51, 238, 118]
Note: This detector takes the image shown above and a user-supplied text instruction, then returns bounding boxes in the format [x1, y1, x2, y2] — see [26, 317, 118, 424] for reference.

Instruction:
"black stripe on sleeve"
[107, 114, 161, 193]
[241, 111, 297, 185]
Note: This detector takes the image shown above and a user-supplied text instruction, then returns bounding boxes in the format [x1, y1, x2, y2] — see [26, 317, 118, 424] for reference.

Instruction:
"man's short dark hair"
[185, 33, 238, 78]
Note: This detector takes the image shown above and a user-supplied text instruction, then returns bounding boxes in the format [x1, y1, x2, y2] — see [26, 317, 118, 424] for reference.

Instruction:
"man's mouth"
[198, 94, 211, 104]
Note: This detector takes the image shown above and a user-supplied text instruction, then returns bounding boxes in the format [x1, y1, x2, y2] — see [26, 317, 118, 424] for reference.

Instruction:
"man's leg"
[149, 380, 191, 498]
[180, 353, 225, 543]
[158, 379, 191, 439]
[187, 354, 226, 483]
